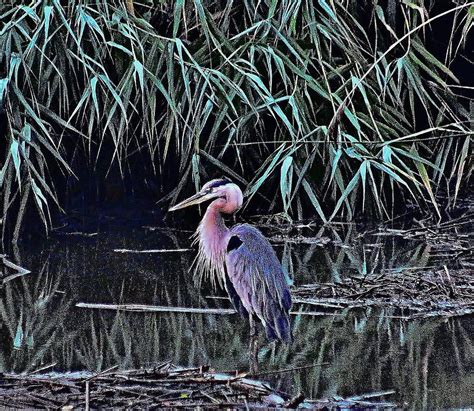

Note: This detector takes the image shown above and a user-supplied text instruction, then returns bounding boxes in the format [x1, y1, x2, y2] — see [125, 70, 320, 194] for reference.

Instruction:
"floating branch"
[76, 303, 236, 315]
[76, 302, 344, 318]
[57, 232, 98, 237]
[113, 248, 192, 254]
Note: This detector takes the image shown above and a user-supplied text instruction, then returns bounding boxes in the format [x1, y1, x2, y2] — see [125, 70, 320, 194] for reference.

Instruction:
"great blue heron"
[169, 178, 292, 343]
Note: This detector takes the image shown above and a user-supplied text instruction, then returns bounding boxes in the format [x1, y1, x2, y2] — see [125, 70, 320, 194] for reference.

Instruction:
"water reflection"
[0, 224, 472, 408]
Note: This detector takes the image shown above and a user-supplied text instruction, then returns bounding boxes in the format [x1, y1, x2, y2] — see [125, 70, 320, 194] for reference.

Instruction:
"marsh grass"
[0, 0, 473, 243]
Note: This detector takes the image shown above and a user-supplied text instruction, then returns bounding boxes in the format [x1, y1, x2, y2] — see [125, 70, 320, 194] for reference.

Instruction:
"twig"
[346, 389, 396, 401]
[28, 363, 57, 375]
[85, 365, 119, 381]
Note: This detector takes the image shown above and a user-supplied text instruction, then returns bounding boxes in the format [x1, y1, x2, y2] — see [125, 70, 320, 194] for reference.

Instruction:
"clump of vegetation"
[0, 0, 472, 243]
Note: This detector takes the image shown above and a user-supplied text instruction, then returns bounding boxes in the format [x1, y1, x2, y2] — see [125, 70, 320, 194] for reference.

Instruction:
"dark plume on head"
[203, 178, 232, 190]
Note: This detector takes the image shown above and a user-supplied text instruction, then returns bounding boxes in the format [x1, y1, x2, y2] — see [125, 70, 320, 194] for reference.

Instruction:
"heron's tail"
[265, 313, 292, 343]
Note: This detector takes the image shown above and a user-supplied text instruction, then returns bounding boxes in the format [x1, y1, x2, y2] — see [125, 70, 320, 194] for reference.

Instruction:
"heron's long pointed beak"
[168, 190, 219, 211]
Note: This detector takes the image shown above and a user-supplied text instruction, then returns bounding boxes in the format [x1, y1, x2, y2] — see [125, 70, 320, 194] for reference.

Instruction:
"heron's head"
[169, 179, 243, 214]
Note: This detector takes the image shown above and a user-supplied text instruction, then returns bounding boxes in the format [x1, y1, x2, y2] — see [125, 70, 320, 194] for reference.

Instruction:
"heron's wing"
[225, 224, 292, 342]
[224, 265, 249, 319]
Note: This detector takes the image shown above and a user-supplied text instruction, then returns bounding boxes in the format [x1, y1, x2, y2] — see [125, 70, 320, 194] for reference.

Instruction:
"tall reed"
[0, 1, 472, 243]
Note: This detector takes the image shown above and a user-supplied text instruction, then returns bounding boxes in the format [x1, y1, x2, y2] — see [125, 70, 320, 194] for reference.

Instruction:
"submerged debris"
[306, 390, 397, 408]
[0, 363, 288, 409]
[293, 268, 474, 319]
[269, 234, 331, 245]
[0, 363, 398, 409]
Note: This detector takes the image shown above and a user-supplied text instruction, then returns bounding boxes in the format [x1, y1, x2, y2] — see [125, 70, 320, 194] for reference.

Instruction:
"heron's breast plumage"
[193, 206, 230, 288]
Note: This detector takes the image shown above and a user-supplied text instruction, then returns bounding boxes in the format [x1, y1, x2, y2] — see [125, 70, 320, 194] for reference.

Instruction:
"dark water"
[1, 222, 472, 409]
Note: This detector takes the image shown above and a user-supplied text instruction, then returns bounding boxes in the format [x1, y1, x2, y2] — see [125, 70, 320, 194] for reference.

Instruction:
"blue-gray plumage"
[169, 179, 292, 343]
[226, 225, 292, 341]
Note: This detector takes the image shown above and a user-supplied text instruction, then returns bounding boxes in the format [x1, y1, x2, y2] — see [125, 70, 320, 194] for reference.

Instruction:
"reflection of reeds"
[0, 257, 73, 373]
[71, 305, 472, 408]
[73, 285, 250, 373]
[0, 226, 471, 407]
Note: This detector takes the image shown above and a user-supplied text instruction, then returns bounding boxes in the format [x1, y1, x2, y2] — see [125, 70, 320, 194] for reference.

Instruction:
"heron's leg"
[249, 315, 257, 338]
[249, 316, 259, 374]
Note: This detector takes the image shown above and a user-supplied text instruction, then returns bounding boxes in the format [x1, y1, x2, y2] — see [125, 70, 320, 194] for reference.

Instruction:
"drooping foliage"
[0, 0, 472, 242]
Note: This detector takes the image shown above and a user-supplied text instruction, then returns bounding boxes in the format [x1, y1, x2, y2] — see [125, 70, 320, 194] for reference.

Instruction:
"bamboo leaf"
[0, 77, 8, 109]
[31, 178, 48, 212]
[454, 137, 470, 205]
[10, 139, 21, 184]
[329, 165, 362, 221]
[301, 177, 327, 223]
[133, 60, 144, 92]
[412, 149, 441, 219]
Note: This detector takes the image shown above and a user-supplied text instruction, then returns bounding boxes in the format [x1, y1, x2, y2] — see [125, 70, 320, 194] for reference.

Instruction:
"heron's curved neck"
[193, 203, 230, 287]
[200, 204, 229, 255]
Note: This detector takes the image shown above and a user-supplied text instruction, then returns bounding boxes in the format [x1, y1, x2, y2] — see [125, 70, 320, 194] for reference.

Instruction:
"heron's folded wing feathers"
[225, 224, 292, 342]
[223, 264, 249, 318]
